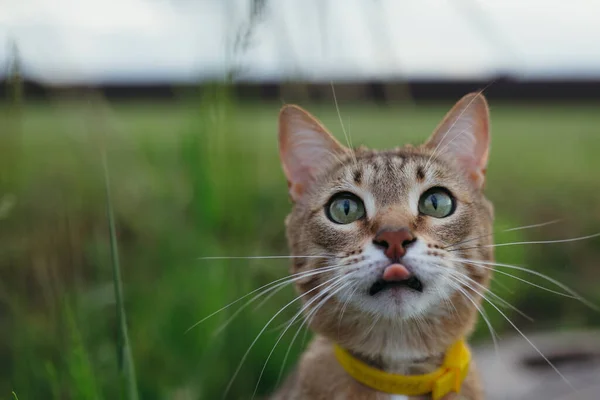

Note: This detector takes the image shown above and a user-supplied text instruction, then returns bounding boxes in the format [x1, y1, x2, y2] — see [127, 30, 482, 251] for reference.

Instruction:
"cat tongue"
[382, 264, 411, 281]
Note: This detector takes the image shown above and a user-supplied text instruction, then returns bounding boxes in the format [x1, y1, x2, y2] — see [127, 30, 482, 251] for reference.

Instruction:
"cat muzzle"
[369, 264, 424, 296]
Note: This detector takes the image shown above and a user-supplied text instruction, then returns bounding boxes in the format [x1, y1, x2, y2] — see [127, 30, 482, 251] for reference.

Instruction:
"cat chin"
[310, 309, 460, 363]
[348, 288, 437, 320]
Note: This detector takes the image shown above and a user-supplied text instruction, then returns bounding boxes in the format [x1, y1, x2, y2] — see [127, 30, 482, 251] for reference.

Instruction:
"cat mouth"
[368, 276, 424, 296]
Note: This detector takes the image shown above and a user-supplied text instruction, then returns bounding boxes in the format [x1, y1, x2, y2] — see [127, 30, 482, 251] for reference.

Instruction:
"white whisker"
[252, 284, 291, 313]
[213, 284, 291, 337]
[197, 255, 331, 260]
[330, 81, 357, 165]
[447, 268, 533, 322]
[450, 257, 598, 311]
[223, 273, 347, 399]
[337, 283, 360, 336]
[489, 276, 515, 295]
[275, 317, 307, 387]
[504, 219, 563, 232]
[210, 265, 347, 336]
[451, 274, 575, 390]
[185, 263, 345, 333]
[447, 277, 499, 354]
[445, 219, 562, 250]
[451, 232, 600, 252]
[283, 280, 354, 382]
[434, 123, 474, 160]
[435, 283, 460, 320]
[468, 262, 575, 299]
[252, 278, 354, 399]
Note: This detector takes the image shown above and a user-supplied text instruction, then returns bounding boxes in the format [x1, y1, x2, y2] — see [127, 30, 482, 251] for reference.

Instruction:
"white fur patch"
[390, 395, 409, 400]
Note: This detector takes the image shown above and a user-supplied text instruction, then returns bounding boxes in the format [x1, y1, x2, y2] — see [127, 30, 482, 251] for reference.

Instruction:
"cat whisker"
[414, 256, 531, 320]
[275, 315, 308, 387]
[447, 268, 533, 322]
[446, 277, 499, 355]
[254, 278, 355, 399]
[503, 219, 563, 233]
[267, 315, 303, 335]
[435, 282, 460, 320]
[211, 264, 350, 336]
[489, 276, 515, 295]
[214, 284, 291, 338]
[330, 81, 357, 165]
[449, 257, 598, 311]
[300, 312, 314, 349]
[337, 283, 360, 337]
[466, 261, 575, 299]
[448, 274, 575, 391]
[223, 273, 349, 399]
[185, 263, 345, 334]
[413, 313, 435, 343]
[196, 255, 332, 260]
[278, 280, 355, 385]
[444, 219, 562, 251]
[275, 283, 359, 386]
[363, 313, 382, 340]
[292, 282, 358, 368]
[322, 148, 349, 170]
[448, 232, 600, 252]
[434, 123, 474, 160]
[252, 283, 294, 314]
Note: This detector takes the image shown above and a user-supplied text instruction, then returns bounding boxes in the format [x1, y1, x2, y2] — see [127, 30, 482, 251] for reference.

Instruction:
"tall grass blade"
[102, 150, 139, 400]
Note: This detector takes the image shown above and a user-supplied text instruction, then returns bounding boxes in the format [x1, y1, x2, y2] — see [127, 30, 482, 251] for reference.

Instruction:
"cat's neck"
[345, 345, 446, 376]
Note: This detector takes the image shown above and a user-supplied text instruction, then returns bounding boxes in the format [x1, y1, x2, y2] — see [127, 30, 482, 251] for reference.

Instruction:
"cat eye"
[418, 187, 455, 218]
[326, 193, 366, 224]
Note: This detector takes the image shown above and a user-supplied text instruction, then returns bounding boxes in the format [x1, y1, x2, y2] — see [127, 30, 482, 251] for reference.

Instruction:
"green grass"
[1, 92, 600, 399]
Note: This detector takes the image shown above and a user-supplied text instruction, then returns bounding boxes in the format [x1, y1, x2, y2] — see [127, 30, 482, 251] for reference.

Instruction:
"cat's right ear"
[279, 105, 348, 201]
[424, 92, 490, 188]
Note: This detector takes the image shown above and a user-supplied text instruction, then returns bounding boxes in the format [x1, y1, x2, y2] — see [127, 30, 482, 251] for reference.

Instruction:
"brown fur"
[273, 93, 494, 399]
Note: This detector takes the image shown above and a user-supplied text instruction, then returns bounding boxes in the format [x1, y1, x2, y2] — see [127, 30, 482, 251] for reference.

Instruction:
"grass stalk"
[102, 150, 139, 400]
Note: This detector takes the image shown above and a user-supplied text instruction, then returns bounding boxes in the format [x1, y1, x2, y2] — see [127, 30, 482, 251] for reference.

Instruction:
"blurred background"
[2, 0, 600, 399]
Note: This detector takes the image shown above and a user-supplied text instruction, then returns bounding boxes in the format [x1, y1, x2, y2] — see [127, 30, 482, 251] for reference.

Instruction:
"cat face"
[279, 93, 494, 359]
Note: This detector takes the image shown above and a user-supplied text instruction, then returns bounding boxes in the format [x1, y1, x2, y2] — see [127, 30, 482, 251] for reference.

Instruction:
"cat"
[271, 93, 493, 400]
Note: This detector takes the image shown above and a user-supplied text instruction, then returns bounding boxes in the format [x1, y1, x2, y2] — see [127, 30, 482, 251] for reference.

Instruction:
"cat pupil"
[343, 200, 350, 215]
[431, 195, 438, 210]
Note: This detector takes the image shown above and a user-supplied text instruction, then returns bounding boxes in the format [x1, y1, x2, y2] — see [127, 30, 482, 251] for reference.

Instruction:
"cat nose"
[373, 228, 416, 260]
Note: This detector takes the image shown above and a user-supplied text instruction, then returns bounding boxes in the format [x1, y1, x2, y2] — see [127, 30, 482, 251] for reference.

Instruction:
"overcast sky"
[2, 0, 600, 83]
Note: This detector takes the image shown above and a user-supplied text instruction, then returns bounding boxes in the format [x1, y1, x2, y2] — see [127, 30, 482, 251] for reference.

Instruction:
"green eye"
[418, 188, 455, 218]
[327, 193, 365, 224]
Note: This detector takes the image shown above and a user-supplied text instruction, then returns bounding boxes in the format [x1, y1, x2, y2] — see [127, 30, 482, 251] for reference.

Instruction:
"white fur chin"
[390, 395, 409, 400]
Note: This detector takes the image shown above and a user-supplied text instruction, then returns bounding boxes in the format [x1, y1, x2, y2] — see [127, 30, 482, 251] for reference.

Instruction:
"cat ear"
[425, 92, 490, 188]
[279, 105, 348, 201]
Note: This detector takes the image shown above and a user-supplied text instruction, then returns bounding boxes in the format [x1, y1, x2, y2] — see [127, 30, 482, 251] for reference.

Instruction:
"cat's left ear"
[279, 105, 349, 201]
[425, 92, 490, 188]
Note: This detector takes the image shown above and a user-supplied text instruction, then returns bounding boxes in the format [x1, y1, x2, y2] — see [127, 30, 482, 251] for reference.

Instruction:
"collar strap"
[334, 340, 470, 399]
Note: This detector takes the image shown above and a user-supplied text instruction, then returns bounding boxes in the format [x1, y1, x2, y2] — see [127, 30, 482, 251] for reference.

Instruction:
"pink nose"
[373, 228, 415, 260]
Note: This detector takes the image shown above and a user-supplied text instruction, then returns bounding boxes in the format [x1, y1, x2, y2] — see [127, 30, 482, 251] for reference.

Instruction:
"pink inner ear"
[288, 181, 305, 201]
[426, 93, 490, 187]
[279, 105, 347, 201]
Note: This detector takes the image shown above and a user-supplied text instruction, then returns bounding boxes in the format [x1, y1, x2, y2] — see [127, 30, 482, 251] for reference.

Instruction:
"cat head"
[278, 93, 494, 361]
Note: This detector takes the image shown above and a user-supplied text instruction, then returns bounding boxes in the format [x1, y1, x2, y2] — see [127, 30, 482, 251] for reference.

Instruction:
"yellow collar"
[334, 340, 470, 400]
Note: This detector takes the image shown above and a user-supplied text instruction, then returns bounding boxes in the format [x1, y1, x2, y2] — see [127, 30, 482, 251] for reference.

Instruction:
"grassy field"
[2, 89, 600, 399]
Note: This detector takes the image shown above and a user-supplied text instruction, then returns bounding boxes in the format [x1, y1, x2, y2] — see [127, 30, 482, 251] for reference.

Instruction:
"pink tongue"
[382, 264, 411, 281]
